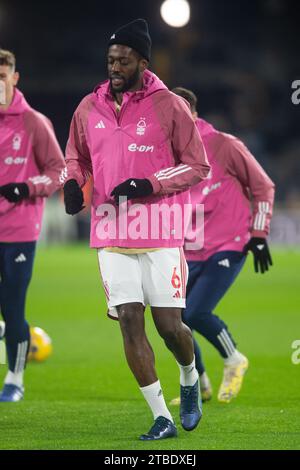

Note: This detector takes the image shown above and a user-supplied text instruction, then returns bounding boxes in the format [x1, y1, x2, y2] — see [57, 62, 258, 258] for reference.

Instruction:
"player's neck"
[113, 76, 144, 106]
[0, 102, 11, 111]
[114, 93, 123, 106]
[0, 92, 14, 111]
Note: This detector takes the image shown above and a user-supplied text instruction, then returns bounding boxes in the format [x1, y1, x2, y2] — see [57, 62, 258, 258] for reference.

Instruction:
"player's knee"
[183, 310, 211, 330]
[118, 306, 144, 342]
[158, 322, 182, 346]
[1, 281, 29, 305]
[4, 321, 29, 342]
[182, 311, 198, 330]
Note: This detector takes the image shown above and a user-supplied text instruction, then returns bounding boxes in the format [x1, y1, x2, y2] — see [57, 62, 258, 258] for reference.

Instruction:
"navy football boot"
[139, 416, 177, 441]
[0, 384, 24, 402]
[180, 379, 202, 431]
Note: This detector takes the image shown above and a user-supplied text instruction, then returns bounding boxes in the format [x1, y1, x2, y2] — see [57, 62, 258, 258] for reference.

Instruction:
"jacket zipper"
[115, 94, 134, 127]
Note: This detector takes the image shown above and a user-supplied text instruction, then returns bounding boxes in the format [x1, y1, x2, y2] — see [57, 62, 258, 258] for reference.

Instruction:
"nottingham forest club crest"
[12, 134, 22, 151]
[136, 118, 147, 136]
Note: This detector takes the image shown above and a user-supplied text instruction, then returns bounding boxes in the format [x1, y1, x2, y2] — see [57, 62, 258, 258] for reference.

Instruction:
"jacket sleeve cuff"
[148, 175, 161, 195]
[251, 229, 267, 238]
[65, 175, 85, 188]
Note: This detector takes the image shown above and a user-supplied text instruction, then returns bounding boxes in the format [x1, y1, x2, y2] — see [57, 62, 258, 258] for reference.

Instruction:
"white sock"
[140, 380, 173, 422]
[177, 356, 199, 387]
[224, 350, 246, 366]
[4, 339, 28, 388]
[5, 370, 24, 388]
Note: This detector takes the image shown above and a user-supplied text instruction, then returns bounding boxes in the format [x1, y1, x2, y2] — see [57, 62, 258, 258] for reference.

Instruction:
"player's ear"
[140, 59, 148, 73]
[13, 72, 20, 87]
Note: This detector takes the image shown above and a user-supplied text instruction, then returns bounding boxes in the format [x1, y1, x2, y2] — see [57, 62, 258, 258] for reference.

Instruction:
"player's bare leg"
[151, 307, 194, 365]
[151, 307, 202, 431]
[117, 302, 177, 440]
[118, 302, 157, 386]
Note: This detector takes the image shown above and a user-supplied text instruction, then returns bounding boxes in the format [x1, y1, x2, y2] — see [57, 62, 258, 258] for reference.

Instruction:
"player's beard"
[110, 65, 140, 94]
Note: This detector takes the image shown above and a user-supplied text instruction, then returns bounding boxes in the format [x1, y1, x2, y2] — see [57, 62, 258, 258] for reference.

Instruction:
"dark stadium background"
[1, 0, 299, 206]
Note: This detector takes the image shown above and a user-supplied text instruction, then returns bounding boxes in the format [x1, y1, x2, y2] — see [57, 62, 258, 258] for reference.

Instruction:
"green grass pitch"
[0, 245, 299, 450]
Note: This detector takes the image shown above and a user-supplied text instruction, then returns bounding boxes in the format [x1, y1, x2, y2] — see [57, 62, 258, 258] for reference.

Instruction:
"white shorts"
[97, 248, 188, 320]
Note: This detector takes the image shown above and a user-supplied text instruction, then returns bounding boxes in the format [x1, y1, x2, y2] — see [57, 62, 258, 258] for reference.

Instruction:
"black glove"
[63, 179, 84, 215]
[243, 237, 273, 274]
[111, 178, 153, 205]
[0, 183, 29, 202]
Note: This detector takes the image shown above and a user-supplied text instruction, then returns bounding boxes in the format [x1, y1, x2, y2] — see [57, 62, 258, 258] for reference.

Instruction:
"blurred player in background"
[63, 19, 210, 440]
[171, 87, 275, 404]
[0, 49, 65, 402]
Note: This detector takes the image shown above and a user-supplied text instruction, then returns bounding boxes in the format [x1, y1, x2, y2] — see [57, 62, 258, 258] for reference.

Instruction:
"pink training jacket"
[0, 89, 66, 242]
[184, 118, 275, 261]
[65, 70, 210, 248]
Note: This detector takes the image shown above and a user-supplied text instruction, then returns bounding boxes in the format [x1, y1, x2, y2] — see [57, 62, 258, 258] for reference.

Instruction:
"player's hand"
[63, 179, 85, 215]
[243, 237, 273, 274]
[111, 178, 153, 205]
[0, 183, 29, 202]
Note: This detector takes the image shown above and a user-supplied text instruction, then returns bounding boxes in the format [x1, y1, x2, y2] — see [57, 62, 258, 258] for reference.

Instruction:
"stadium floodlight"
[160, 0, 191, 28]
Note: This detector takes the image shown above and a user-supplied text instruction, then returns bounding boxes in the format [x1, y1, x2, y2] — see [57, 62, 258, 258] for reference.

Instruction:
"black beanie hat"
[108, 19, 151, 62]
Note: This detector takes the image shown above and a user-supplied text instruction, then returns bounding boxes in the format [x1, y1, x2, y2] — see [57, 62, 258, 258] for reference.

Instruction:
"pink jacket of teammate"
[65, 70, 210, 248]
[0, 89, 66, 242]
[184, 118, 275, 261]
